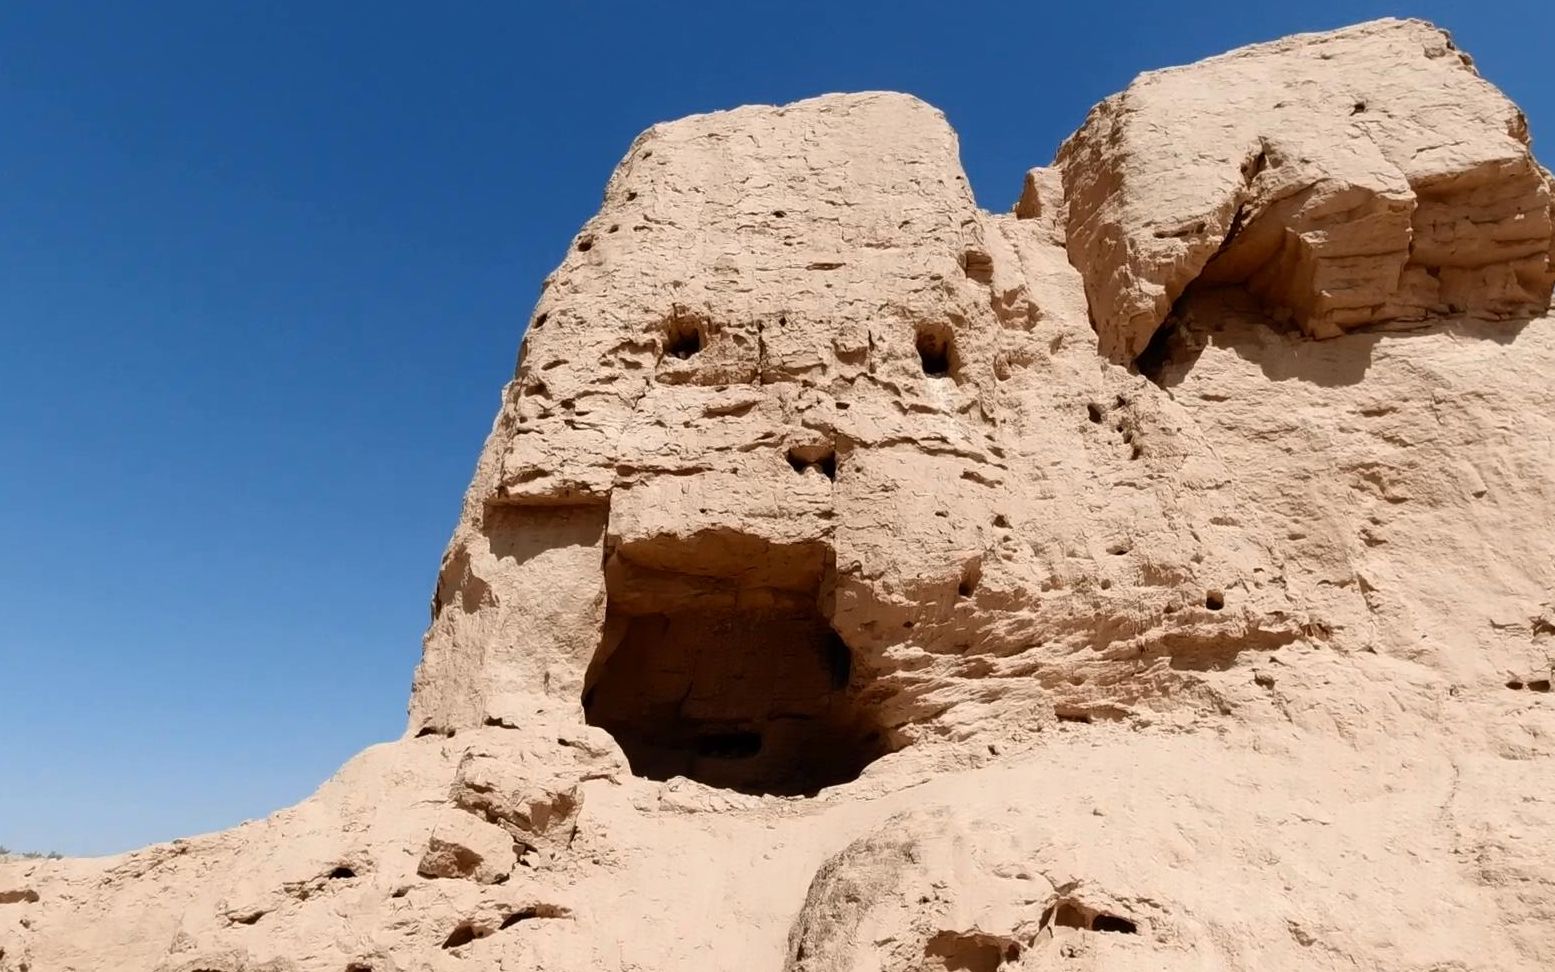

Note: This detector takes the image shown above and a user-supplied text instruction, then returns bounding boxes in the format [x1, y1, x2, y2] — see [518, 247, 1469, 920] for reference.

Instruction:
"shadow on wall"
[1140, 285, 1542, 389]
[484, 505, 608, 567]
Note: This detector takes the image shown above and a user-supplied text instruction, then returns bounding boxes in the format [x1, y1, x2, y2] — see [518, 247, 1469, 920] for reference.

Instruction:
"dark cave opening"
[582, 542, 892, 796]
[916, 322, 957, 378]
[663, 315, 704, 360]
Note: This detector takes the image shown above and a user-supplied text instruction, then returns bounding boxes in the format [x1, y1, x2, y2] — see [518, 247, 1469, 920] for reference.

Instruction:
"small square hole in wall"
[962, 248, 994, 283]
[916, 323, 957, 377]
[663, 315, 704, 360]
[786, 444, 837, 480]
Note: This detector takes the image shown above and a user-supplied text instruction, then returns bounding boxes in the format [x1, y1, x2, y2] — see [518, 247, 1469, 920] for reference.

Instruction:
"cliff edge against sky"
[4, 18, 1554, 972]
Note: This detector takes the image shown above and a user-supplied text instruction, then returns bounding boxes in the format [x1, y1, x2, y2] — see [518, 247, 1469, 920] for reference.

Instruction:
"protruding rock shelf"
[1058, 20, 1554, 363]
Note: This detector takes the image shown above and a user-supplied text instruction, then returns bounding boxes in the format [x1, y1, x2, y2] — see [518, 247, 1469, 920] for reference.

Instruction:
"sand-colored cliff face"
[5, 19, 1555, 972]
[1058, 20, 1554, 364]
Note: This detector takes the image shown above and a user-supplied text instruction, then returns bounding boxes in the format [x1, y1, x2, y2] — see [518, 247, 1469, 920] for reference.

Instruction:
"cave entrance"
[582, 538, 892, 796]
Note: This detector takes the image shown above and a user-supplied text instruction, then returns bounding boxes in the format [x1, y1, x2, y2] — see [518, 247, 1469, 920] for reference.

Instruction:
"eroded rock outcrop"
[5, 18, 1555, 972]
[410, 91, 1302, 774]
[1059, 19, 1555, 363]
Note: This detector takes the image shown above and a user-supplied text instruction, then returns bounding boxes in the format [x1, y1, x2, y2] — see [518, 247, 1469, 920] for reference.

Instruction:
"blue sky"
[1, 1, 1549, 856]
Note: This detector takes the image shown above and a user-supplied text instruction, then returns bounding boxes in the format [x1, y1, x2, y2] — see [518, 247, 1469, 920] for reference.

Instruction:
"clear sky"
[2, 1, 1550, 856]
